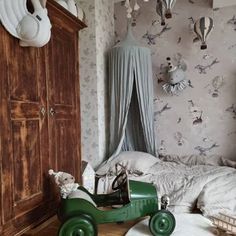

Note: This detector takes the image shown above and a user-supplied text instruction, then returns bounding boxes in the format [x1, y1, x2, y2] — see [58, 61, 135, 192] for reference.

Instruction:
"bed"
[95, 151, 236, 235]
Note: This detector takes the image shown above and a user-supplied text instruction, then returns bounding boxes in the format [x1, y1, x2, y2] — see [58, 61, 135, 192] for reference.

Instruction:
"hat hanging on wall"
[194, 16, 214, 50]
[54, 0, 77, 16]
[54, 0, 85, 21]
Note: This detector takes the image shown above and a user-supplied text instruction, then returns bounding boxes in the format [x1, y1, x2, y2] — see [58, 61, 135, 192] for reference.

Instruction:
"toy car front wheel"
[149, 210, 175, 236]
[58, 215, 97, 236]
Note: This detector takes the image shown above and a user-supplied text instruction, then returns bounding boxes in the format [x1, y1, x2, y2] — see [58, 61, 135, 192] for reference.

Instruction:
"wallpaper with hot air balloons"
[115, 0, 236, 160]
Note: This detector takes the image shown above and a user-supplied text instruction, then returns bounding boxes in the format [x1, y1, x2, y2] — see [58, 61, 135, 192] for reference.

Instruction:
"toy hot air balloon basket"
[201, 43, 207, 50]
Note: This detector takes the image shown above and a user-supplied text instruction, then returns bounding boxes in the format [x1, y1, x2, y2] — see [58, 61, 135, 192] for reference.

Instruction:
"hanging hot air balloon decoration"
[161, 0, 176, 19]
[156, 0, 176, 25]
[194, 17, 214, 50]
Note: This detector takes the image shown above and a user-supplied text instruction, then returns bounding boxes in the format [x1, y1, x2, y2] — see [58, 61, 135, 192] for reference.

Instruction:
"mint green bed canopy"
[108, 25, 157, 160]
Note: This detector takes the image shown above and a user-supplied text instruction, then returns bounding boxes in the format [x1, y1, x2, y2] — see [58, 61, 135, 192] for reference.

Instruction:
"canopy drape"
[107, 26, 157, 160]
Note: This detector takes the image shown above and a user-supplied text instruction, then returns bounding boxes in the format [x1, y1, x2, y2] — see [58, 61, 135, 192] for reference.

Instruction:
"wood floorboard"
[23, 217, 144, 236]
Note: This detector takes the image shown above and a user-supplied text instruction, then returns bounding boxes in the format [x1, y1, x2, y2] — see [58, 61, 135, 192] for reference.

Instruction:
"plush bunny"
[48, 169, 79, 199]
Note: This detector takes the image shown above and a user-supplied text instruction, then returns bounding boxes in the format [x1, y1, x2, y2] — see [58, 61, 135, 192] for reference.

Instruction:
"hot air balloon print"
[161, 0, 176, 19]
[194, 17, 214, 50]
[156, 0, 166, 25]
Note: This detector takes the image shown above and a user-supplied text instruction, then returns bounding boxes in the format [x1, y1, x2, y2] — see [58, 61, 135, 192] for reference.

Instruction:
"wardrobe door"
[0, 27, 53, 235]
[47, 10, 82, 182]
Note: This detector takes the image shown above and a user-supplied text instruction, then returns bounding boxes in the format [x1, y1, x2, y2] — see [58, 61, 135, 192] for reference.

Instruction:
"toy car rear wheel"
[58, 215, 97, 236]
[149, 210, 175, 236]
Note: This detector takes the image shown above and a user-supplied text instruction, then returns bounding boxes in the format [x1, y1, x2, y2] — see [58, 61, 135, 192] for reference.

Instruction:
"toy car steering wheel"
[112, 171, 127, 191]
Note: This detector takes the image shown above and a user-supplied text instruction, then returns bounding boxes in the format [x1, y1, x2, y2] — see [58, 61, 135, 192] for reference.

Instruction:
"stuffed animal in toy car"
[48, 169, 79, 199]
[162, 57, 188, 95]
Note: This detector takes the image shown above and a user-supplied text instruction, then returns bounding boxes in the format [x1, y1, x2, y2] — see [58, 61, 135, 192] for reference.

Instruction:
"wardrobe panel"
[12, 120, 42, 202]
[48, 28, 75, 106]
[7, 45, 41, 102]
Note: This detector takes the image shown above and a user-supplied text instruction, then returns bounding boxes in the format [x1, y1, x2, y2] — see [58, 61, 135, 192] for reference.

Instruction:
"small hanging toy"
[162, 57, 188, 95]
[124, 0, 134, 18]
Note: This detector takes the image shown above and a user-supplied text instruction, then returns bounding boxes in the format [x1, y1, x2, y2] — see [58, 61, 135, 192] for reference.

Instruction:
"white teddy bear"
[48, 169, 79, 199]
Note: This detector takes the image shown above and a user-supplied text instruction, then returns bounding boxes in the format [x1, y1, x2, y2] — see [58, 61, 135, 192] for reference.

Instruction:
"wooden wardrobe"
[0, 1, 86, 235]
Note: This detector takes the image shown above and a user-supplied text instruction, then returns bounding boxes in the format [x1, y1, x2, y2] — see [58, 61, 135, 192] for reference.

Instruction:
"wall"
[115, 0, 236, 160]
[95, 0, 115, 165]
[213, 0, 236, 8]
[77, 0, 114, 168]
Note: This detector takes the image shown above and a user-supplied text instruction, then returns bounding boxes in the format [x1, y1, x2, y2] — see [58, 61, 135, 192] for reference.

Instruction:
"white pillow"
[96, 151, 159, 176]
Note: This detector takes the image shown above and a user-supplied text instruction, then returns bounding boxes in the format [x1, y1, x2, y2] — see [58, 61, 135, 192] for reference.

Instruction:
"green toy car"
[57, 172, 176, 236]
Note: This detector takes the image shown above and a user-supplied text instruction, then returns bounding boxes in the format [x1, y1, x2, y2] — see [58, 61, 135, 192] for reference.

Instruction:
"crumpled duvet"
[127, 155, 236, 217]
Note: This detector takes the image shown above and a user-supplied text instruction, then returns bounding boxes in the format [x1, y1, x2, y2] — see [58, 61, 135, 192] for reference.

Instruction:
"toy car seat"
[69, 171, 130, 208]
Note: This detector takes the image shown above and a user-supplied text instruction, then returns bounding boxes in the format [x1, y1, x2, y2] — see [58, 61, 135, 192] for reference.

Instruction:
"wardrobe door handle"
[49, 107, 55, 116]
[40, 107, 46, 117]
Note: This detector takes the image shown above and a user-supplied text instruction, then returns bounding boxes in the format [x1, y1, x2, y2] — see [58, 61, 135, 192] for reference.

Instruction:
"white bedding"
[96, 154, 236, 217]
[126, 213, 226, 236]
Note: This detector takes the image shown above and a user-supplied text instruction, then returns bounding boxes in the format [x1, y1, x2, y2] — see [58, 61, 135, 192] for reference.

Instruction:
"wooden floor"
[23, 216, 143, 236]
